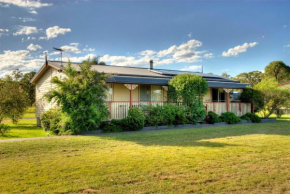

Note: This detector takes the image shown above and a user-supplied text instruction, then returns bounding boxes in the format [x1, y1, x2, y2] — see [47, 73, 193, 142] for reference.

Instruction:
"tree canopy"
[45, 58, 109, 134]
[221, 72, 231, 79]
[0, 77, 29, 124]
[169, 74, 208, 123]
[254, 78, 290, 118]
[234, 71, 263, 85]
[264, 61, 290, 83]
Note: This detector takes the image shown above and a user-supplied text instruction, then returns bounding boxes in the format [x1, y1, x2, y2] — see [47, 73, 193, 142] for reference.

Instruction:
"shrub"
[163, 104, 188, 126]
[145, 105, 166, 127]
[207, 111, 221, 124]
[0, 124, 10, 136]
[188, 101, 207, 124]
[40, 108, 72, 135]
[220, 112, 241, 124]
[123, 107, 145, 131]
[102, 120, 123, 133]
[241, 113, 261, 123]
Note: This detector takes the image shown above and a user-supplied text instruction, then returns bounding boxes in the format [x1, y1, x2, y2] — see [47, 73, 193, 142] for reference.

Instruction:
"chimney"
[150, 60, 153, 70]
[45, 52, 48, 66]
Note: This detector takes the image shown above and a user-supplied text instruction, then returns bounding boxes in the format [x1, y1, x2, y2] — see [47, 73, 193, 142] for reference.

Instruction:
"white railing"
[108, 101, 252, 119]
[204, 102, 251, 116]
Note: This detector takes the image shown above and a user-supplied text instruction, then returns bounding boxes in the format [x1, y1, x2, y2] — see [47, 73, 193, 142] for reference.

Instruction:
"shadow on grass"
[94, 122, 290, 148]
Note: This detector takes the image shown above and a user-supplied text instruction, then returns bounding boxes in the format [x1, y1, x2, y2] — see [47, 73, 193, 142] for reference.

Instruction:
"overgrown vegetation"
[254, 78, 290, 118]
[144, 104, 188, 127]
[40, 108, 72, 135]
[239, 87, 264, 112]
[101, 107, 145, 132]
[206, 111, 221, 124]
[169, 74, 208, 124]
[0, 77, 29, 136]
[220, 112, 241, 124]
[45, 58, 109, 134]
[241, 113, 261, 123]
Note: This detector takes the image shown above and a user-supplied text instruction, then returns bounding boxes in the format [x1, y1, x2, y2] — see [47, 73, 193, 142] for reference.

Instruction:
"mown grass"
[0, 119, 290, 193]
[0, 119, 51, 140]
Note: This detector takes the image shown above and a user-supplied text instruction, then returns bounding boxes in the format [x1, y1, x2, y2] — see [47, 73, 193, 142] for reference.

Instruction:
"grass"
[0, 119, 290, 193]
[0, 119, 51, 140]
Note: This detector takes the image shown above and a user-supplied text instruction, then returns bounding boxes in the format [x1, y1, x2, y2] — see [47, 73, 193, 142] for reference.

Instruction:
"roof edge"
[30, 62, 61, 84]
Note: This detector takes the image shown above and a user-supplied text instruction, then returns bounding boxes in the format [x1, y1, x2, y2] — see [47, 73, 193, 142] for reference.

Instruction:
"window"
[106, 84, 113, 101]
[151, 85, 162, 101]
[140, 85, 151, 102]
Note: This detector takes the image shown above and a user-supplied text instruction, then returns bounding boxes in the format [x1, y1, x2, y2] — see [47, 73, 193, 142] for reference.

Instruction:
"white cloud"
[0, 28, 9, 37]
[28, 10, 38, 14]
[157, 40, 203, 63]
[0, 0, 52, 8]
[19, 17, 36, 22]
[222, 42, 258, 57]
[283, 25, 287, 29]
[83, 47, 95, 52]
[180, 65, 202, 71]
[61, 43, 81, 54]
[187, 32, 192, 38]
[284, 44, 290, 48]
[0, 29, 9, 32]
[27, 43, 42, 51]
[139, 50, 156, 56]
[45, 26, 71, 39]
[100, 39, 210, 67]
[158, 45, 177, 57]
[0, 50, 43, 73]
[204, 53, 213, 58]
[56, 54, 97, 63]
[21, 36, 36, 42]
[13, 26, 38, 36]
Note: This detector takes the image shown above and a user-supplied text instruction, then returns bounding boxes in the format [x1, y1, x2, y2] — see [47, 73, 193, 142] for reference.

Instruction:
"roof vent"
[150, 60, 153, 70]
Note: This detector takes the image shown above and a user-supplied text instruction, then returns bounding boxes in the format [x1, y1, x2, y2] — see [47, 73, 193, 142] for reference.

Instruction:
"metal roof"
[31, 61, 250, 89]
[107, 75, 249, 88]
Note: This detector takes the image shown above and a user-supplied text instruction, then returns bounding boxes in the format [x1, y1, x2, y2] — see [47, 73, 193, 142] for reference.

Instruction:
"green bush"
[145, 105, 166, 127]
[220, 112, 241, 124]
[241, 113, 261, 123]
[207, 111, 221, 124]
[102, 120, 123, 133]
[40, 108, 72, 135]
[162, 104, 188, 126]
[123, 107, 145, 131]
[0, 124, 10, 136]
[143, 104, 188, 127]
[188, 101, 207, 124]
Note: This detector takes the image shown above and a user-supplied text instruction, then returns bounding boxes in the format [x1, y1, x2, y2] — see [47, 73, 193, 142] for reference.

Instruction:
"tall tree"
[264, 61, 290, 83]
[234, 71, 263, 85]
[20, 71, 36, 106]
[169, 74, 208, 123]
[254, 78, 290, 118]
[0, 77, 29, 124]
[45, 58, 109, 134]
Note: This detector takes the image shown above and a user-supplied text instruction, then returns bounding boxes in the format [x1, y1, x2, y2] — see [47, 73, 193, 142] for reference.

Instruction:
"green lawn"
[0, 119, 51, 140]
[0, 119, 290, 193]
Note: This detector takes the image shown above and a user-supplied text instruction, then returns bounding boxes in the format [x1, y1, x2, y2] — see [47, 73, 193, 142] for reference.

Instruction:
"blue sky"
[0, 0, 289, 77]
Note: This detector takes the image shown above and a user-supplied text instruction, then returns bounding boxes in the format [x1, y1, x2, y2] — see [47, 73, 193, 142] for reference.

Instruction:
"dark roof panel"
[107, 75, 250, 88]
